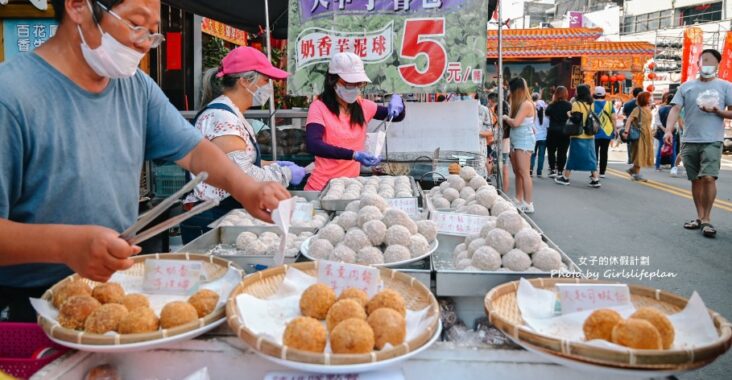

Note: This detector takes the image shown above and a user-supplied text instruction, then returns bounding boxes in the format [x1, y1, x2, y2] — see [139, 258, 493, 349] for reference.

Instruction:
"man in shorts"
[665, 49, 732, 238]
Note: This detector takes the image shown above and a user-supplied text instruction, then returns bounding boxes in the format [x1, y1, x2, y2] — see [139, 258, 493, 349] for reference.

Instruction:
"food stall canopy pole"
[264, 0, 278, 160]
[496, 1, 504, 192]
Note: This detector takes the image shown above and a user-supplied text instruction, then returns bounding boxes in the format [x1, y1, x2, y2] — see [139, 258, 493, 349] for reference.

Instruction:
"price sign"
[292, 202, 314, 224]
[317, 260, 381, 297]
[555, 284, 631, 314]
[143, 259, 202, 295]
[431, 211, 489, 236]
[387, 197, 419, 217]
[287, 0, 490, 95]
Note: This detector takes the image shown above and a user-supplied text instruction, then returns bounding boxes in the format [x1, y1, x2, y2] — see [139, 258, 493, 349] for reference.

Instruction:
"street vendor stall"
[486, 27, 656, 102]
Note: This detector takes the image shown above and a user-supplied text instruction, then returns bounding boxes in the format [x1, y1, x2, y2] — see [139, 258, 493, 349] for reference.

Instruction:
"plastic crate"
[0, 323, 69, 379]
[153, 163, 187, 198]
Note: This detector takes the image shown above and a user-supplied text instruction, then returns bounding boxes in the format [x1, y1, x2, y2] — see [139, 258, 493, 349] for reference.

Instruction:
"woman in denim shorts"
[502, 77, 537, 213]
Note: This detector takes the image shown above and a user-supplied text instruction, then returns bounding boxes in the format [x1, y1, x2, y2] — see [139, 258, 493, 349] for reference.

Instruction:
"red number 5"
[398, 18, 447, 87]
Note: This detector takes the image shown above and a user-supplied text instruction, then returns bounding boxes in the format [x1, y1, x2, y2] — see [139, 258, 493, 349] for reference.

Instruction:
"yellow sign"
[201, 18, 247, 46]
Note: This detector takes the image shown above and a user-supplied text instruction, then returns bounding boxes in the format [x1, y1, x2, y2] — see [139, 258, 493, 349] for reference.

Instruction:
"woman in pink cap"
[305, 52, 405, 191]
[181, 46, 306, 243]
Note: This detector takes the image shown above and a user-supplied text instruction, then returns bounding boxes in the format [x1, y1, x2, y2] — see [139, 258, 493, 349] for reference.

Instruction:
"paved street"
[503, 147, 732, 380]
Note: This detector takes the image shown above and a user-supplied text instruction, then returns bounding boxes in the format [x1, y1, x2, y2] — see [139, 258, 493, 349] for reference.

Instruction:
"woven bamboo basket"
[226, 261, 440, 366]
[484, 278, 732, 370]
[38, 253, 242, 346]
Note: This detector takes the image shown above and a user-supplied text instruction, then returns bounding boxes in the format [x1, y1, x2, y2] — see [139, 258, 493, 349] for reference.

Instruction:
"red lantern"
[648, 72, 657, 80]
[610, 75, 618, 83]
[648, 62, 657, 70]
[647, 85, 655, 92]
[600, 75, 609, 83]
[616, 73, 626, 81]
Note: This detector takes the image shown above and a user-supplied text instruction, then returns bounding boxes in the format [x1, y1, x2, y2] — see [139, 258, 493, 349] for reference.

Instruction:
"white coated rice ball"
[429, 187, 441, 196]
[432, 197, 451, 209]
[335, 211, 359, 230]
[502, 249, 532, 271]
[460, 166, 478, 182]
[345, 201, 361, 213]
[451, 198, 467, 209]
[360, 193, 389, 212]
[416, 220, 438, 243]
[467, 238, 487, 256]
[455, 258, 473, 270]
[317, 224, 345, 245]
[331, 244, 357, 263]
[362, 219, 387, 246]
[384, 245, 411, 263]
[453, 243, 467, 255]
[485, 228, 515, 255]
[343, 229, 371, 251]
[491, 201, 515, 216]
[476, 188, 498, 209]
[442, 188, 460, 202]
[446, 175, 466, 191]
[382, 208, 418, 234]
[409, 234, 431, 258]
[469, 176, 488, 190]
[461, 204, 490, 216]
[479, 221, 497, 240]
[459, 186, 476, 200]
[357, 247, 384, 265]
[514, 228, 542, 254]
[532, 247, 562, 271]
[453, 250, 469, 266]
[496, 212, 523, 235]
[308, 239, 333, 260]
[245, 240, 268, 256]
[357, 205, 383, 227]
[471, 246, 502, 271]
[235, 231, 258, 250]
[439, 181, 451, 191]
[384, 225, 412, 246]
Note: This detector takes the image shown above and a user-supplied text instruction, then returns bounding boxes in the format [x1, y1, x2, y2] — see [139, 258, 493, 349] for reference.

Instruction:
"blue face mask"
[335, 84, 360, 104]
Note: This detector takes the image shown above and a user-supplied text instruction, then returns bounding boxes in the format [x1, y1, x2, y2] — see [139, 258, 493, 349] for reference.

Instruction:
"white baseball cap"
[328, 52, 372, 84]
[594, 86, 606, 96]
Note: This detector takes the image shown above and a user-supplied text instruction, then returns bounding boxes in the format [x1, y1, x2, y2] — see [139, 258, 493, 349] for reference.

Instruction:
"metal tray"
[319, 176, 424, 211]
[179, 227, 308, 273]
[207, 208, 331, 231]
[289, 190, 322, 209]
[300, 237, 438, 269]
[432, 234, 582, 297]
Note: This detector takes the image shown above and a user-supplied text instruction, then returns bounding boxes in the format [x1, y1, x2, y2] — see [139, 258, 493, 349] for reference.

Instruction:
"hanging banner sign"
[2, 19, 58, 60]
[681, 27, 703, 83]
[287, 0, 490, 95]
[201, 17, 248, 46]
[718, 31, 732, 82]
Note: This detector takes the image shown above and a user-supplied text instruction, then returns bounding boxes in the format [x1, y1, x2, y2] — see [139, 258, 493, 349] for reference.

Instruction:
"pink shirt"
[305, 98, 378, 191]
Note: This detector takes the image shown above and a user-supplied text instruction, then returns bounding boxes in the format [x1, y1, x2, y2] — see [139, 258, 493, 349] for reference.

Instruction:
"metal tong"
[120, 172, 219, 246]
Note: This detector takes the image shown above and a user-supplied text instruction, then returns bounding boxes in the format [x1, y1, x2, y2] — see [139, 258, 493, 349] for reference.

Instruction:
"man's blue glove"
[287, 165, 307, 186]
[387, 94, 404, 119]
[353, 151, 381, 167]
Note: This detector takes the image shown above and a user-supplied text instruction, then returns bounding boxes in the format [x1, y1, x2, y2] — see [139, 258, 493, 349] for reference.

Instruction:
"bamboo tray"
[226, 262, 441, 370]
[484, 278, 732, 370]
[38, 253, 243, 351]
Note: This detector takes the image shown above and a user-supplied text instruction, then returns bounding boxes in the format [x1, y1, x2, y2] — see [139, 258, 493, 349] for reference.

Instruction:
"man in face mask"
[0, 0, 290, 321]
[665, 49, 732, 238]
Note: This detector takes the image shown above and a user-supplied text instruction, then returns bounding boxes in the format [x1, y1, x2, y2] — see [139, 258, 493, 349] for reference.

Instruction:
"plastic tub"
[0, 323, 69, 379]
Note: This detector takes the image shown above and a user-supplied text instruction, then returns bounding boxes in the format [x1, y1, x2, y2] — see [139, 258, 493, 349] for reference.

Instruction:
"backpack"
[584, 103, 602, 135]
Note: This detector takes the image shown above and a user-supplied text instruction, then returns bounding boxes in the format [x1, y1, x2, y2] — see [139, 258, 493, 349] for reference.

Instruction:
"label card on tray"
[317, 260, 380, 297]
[142, 259, 202, 295]
[555, 283, 631, 314]
[292, 202, 314, 224]
[431, 211, 489, 236]
[387, 197, 419, 217]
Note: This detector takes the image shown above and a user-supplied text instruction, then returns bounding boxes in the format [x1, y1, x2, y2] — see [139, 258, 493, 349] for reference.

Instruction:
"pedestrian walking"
[530, 93, 548, 177]
[592, 86, 616, 177]
[654, 92, 681, 172]
[554, 84, 601, 188]
[665, 49, 732, 238]
[622, 92, 654, 181]
[623, 87, 644, 164]
[545, 86, 572, 178]
[503, 77, 536, 213]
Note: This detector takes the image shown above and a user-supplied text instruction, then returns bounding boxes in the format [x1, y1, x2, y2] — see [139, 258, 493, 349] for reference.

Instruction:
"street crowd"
[479, 49, 730, 239]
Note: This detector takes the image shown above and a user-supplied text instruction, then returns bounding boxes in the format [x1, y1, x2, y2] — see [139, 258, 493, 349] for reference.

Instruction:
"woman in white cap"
[181, 47, 306, 243]
[305, 52, 405, 191]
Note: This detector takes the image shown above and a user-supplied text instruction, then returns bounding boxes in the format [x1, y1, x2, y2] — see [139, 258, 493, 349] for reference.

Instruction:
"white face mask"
[335, 84, 360, 104]
[247, 82, 273, 106]
[700, 64, 718, 78]
[77, 23, 144, 79]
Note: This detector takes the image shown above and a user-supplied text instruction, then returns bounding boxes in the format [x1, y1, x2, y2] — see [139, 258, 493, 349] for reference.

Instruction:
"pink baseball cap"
[216, 46, 288, 79]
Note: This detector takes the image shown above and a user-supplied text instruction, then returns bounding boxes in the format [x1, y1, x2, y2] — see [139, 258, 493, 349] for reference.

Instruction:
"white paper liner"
[516, 278, 720, 351]
[31, 265, 241, 335]
[236, 267, 432, 349]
